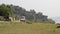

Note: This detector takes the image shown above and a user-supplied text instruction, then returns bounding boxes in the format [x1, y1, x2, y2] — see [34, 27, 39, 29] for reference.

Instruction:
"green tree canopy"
[0, 4, 14, 17]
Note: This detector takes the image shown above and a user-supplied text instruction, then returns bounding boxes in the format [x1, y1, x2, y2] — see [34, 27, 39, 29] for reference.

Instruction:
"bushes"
[26, 21, 32, 24]
[25, 20, 32, 24]
[0, 16, 4, 21]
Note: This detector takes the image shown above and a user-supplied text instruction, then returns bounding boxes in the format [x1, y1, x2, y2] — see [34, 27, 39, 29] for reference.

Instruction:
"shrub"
[0, 16, 4, 21]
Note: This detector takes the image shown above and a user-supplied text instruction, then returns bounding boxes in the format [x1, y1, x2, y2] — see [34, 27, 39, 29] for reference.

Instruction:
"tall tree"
[30, 9, 36, 21]
[0, 4, 14, 20]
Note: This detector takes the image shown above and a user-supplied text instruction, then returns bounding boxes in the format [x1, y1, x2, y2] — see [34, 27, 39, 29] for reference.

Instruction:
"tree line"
[0, 4, 55, 24]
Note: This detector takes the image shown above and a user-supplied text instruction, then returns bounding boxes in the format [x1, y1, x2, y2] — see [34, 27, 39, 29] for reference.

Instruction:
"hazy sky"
[0, 0, 60, 18]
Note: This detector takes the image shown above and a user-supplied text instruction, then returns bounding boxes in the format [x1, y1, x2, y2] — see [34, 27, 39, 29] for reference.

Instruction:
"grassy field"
[0, 22, 60, 34]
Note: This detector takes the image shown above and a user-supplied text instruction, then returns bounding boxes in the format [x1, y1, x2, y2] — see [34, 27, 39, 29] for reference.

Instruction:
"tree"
[47, 19, 55, 24]
[0, 4, 14, 20]
[30, 9, 36, 21]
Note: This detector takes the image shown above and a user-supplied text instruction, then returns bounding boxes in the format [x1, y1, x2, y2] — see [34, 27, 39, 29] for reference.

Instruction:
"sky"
[0, 0, 60, 18]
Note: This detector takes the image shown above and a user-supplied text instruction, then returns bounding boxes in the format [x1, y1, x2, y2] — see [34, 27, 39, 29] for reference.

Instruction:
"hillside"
[0, 22, 60, 34]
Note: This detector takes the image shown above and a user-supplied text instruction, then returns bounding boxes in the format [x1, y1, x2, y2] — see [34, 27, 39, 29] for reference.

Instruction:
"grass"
[0, 22, 60, 34]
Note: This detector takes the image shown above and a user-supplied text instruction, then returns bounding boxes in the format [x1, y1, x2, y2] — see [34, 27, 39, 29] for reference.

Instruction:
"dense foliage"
[0, 4, 14, 20]
[0, 4, 55, 24]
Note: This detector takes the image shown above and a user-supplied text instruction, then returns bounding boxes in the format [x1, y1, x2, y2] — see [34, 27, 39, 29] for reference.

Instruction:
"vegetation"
[0, 22, 59, 34]
[0, 16, 4, 21]
[48, 19, 55, 24]
[0, 4, 55, 24]
[12, 5, 55, 24]
[0, 4, 15, 20]
[0, 4, 13, 17]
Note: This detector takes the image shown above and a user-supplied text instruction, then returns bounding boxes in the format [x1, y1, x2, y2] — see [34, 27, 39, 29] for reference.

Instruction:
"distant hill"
[52, 16, 60, 23]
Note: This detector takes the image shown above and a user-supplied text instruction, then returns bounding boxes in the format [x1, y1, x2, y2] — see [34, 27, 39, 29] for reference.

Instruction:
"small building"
[9, 17, 15, 21]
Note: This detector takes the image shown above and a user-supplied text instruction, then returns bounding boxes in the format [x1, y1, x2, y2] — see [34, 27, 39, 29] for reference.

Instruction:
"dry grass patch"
[0, 22, 60, 34]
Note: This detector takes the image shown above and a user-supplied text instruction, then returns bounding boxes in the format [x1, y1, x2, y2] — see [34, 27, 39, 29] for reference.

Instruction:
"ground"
[0, 22, 60, 34]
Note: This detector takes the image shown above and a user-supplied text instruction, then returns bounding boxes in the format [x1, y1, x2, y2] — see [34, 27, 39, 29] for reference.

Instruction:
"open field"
[0, 22, 60, 34]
